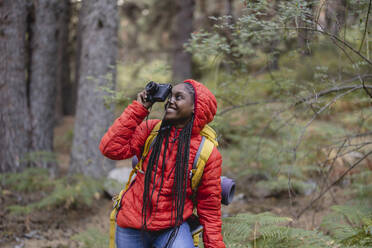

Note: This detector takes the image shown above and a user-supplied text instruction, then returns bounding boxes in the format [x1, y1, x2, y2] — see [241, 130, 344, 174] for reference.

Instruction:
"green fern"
[350, 170, 372, 203]
[0, 167, 53, 192]
[321, 204, 372, 247]
[256, 226, 334, 248]
[222, 212, 336, 248]
[319, 167, 372, 248]
[6, 173, 103, 215]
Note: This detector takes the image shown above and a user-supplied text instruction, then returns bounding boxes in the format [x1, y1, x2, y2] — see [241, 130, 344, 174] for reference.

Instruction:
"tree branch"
[294, 82, 372, 106]
[292, 86, 360, 176]
[359, 0, 371, 52]
[271, 26, 372, 66]
[310, 27, 372, 66]
[218, 100, 279, 116]
[362, 78, 372, 99]
[296, 150, 372, 219]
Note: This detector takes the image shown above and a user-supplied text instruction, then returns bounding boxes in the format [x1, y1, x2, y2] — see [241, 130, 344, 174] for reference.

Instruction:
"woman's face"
[164, 84, 194, 128]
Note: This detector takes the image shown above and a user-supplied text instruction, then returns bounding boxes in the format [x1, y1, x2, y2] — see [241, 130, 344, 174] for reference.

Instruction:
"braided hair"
[141, 83, 195, 246]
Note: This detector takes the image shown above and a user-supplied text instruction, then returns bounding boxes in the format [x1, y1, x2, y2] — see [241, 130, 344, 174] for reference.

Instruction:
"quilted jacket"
[99, 79, 225, 248]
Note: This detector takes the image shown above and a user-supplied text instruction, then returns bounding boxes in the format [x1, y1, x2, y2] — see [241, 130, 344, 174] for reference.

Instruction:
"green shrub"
[0, 167, 53, 192]
[1, 168, 103, 215]
[222, 212, 335, 248]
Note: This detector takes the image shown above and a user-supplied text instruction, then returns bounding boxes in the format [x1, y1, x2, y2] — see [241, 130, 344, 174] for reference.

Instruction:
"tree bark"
[325, 0, 346, 36]
[56, 0, 71, 122]
[297, 1, 314, 56]
[69, 0, 118, 178]
[0, 0, 31, 172]
[171, 0, 195, 82]
[64, 1, 81, 116]
[29, 0, 60, 176]
[227, 0, 235, 25]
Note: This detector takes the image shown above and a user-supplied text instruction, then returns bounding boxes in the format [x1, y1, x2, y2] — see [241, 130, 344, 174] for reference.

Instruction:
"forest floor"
[1, 116, 351, 248]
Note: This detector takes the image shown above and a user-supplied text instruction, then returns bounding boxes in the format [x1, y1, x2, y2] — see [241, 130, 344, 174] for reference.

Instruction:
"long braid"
[141, 83, 195, 248]
[165, 83, 195, 247]
[164, 115, 194, 248]
[142, 121, 171, 230]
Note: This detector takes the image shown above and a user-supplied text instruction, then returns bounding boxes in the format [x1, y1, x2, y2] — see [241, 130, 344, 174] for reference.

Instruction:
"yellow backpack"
[109, 121, 218, 248]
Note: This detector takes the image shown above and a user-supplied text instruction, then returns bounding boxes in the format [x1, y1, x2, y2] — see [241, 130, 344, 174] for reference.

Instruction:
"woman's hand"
[137, 90, 153, 109]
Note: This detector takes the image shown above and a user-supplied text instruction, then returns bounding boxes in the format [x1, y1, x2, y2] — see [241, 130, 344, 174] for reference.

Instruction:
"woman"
[99, 79, 225, 248]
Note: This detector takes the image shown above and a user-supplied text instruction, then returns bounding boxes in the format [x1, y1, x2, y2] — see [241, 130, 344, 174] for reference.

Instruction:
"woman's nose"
[168, 96, 175, 104]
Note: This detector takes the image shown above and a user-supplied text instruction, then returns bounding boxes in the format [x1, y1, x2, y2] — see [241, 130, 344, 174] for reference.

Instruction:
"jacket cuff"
[121, 100, 149, 124]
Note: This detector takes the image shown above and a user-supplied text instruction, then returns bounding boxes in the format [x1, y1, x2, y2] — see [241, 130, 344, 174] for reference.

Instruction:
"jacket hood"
[183, 79, 217, 134]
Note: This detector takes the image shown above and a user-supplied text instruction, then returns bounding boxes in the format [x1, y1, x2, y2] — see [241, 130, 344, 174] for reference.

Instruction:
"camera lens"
[145, 81, 158, 95]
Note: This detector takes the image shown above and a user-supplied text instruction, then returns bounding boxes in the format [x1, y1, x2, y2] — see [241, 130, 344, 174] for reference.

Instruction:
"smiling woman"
[100, 79, 225, 248]
[164, 83, 195, 128]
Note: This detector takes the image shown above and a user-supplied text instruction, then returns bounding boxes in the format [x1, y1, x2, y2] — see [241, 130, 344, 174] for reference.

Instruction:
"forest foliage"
[1, 0, 371, 247]
[112, 0, 372, 246]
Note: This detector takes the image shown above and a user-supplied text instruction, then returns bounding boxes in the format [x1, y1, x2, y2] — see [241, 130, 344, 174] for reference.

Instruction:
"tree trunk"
[56, 0, 71, 122]
[29, 0, 60, 176]
[171, 0, 195, 82]
[325, 0, 346, 36]
[197, 0, 210, 29]
[0, 0, 31, 172]
[297, 1, 314, 56]
[69, 0, 118, 178]
[227, 0, 234, 25]
[63, 1, 81, 116]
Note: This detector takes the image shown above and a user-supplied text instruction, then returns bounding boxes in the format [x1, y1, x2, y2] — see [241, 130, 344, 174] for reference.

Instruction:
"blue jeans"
[115, 222, 195, 248]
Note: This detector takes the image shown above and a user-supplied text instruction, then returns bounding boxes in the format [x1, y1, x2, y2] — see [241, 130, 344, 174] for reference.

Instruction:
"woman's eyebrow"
[172, 89, 187, 95]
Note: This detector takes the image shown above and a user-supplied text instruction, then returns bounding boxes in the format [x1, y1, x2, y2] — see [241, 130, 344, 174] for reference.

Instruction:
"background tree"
[170, 0, 195, 82]
[55, 0, 72, 122]
[29, 0, 61, 176]
[297, 0, 314, 56]
[187, 0, 372, 217]
[325, 0, 347, 36]
[0, 0, 30, 173]
[1, 0, 372, 246]
[69, 0, 118, 178]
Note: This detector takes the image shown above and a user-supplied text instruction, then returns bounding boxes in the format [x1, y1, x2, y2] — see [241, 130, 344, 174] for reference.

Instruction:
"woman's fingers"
[137, 91, 146, 103]
[137, 90, 153, 109]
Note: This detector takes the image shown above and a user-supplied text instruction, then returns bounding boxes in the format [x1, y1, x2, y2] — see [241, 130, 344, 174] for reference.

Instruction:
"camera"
[145, 81, 172, 103]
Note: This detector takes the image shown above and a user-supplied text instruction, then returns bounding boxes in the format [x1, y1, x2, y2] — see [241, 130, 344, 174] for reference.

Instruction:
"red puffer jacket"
[99, 79, 225, 248]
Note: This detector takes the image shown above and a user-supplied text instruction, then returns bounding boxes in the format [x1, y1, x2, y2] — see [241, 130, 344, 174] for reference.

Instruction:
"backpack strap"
[189, 125, 217, 248]
[122, 121, 162, 192]
[110, 122, 217, 248]
[191, 124, 218, 192]
[109, 120, 162, 248]
[191, 137, 214, 191]
[199, 124, 218, 146]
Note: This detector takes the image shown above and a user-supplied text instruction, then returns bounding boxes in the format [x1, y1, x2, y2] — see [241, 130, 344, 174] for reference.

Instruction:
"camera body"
[145, 81, 172, 103]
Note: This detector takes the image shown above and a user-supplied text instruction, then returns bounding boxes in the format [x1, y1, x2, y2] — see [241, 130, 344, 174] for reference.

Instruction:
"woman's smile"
[166, 105, 177, 113]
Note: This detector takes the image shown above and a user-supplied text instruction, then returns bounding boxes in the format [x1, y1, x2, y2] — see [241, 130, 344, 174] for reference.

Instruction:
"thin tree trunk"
[227, 0, 234, 25]
[325, 0, 346, 36]
[297, 1, 314, 56]
[171, 0, 195, 82]
[198, 0, 209, 29]
[29, 0, 60, 176]
[64, 1, 81, 116]
[69, 0, 118, 178]
[56, 0, 71, 122]
[0, 0, 31, 172]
